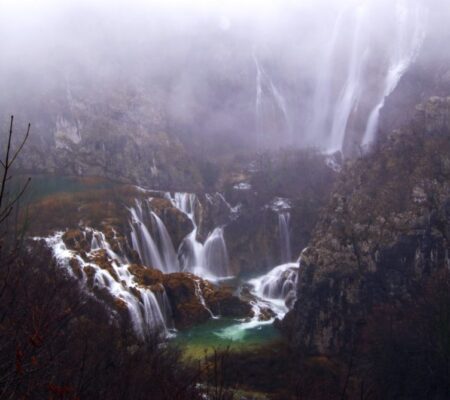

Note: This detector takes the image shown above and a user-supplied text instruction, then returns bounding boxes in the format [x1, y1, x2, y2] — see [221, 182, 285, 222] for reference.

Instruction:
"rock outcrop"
[283, 97, 450, 356]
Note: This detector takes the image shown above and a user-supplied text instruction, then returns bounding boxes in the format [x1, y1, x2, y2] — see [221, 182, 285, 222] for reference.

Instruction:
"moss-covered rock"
[63, 229, 91, 252]
[162, 273, 211, 329]
[204, 285, 253, 318]
[128, 264, 163, 286]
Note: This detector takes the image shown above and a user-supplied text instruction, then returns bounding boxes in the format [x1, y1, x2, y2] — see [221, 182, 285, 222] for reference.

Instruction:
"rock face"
[282, 97, 450, 356]
[224, 150, 337, 274]
[9, 85, 205, 192]
[225, 208, 280, 274]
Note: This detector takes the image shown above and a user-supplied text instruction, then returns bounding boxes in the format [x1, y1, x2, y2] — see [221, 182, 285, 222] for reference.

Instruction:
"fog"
[1, 0, 449, 154]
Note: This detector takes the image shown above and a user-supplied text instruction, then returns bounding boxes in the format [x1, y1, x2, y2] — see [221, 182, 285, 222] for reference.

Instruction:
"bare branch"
[8, 123, 31, 167]
[0, 116, 14, 211]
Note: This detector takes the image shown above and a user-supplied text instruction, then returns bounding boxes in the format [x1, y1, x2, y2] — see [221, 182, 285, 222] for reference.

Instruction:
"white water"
[193, 278, 218, 319]
[40, 229, 172, 339]
[308, 9, 346, 146]
[328, 6, 367, 153]
[250, 263, 298, 306]
[214, 262, 299, 341]
[362, 1, 427, 146]
[278, 212, 292, 263]
[166, 192, 232, 279]
[253, 53, 291, 147]
[151, 211, 180, 273]
[303, 0, 428, 153]
[129, 200, 165, 271]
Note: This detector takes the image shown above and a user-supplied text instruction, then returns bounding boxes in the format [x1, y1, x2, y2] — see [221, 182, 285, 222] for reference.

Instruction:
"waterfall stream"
[362, 1, 427, 146]
[253, 54, 291, 147]
[278, 212, 292, 264]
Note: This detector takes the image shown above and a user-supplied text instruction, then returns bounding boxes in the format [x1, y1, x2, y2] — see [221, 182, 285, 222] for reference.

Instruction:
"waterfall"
[362, 1, 427, 146]
[151, 211, 180, 273]
[328, 6, 367, 153]
[41, 230, 172, 339]
[193, 278, 218, 319]
[302, 0, 429, 152]
[203, 227, 230, 278]
[250, 263, 298, 302]
[278, 212, 292, 263]
[129, 201, 165, 271]
[308, 9, 346, 145]
[167, 192, 232, 279]
[253, 53, 291, 146]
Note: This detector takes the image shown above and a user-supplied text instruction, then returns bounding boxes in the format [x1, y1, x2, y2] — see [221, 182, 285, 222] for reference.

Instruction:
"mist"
[1, 0, 450, 154]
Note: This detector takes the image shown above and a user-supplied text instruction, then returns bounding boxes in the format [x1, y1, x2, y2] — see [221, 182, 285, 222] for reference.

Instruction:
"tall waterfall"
[297, 0, 429, 152]
[253, 54, 291, 147]
[278, 212, 292, 263]
[328, 6, 366, 153]
[362, 1, 427, 146]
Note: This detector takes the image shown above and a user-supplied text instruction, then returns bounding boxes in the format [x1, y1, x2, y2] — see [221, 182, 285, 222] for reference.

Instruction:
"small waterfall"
[193, 278, 218, 319]
[278, 212, 292, 263]
[203, 227, 230, 278]
[151, 212, 180, 273]
[41, 230, 172, 339]
[250, 263, 298, 302]
[167, 192, 232, 279]
[129, 200, 165, 271]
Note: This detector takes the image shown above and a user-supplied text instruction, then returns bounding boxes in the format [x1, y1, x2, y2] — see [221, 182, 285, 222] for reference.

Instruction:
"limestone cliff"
[283, 97, 450, 355]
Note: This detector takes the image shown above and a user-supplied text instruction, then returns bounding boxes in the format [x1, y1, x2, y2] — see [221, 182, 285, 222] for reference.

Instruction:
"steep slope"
[283, 97, 450, 355]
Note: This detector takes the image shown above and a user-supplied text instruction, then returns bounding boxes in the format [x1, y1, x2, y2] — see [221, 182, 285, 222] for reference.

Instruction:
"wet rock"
[128, 264, 163, 286]
[162, 273, 211, 329]
[63, 229, 91, 252]
[89, 249, 119, 281]
[162, 272, 253, 329]
[205, 287, 253, 319]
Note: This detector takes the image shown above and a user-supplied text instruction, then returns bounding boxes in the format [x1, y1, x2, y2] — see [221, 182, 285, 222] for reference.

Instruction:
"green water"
[172, 317, 280, 359]
[15, 175, 117, 204]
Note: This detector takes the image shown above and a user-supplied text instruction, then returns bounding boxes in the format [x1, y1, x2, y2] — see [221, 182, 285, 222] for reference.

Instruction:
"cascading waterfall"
[278, 212, 292, 263]
[166, 192, 232, 279]
[41, 229, 172, 339]
[250, 263, 298, 305]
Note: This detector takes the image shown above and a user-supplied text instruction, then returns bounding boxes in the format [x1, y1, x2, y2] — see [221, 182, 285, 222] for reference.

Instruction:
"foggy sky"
[1, 0, 450, 153]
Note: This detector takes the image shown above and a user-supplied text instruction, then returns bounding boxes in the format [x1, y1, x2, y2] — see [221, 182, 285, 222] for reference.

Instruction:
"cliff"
[283, 97, 450, 355]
